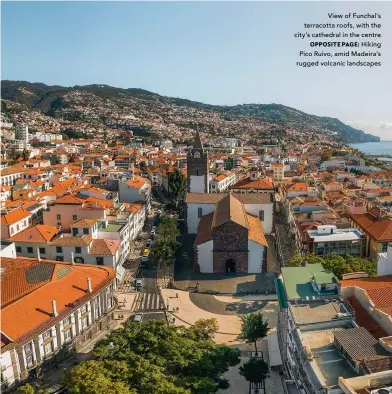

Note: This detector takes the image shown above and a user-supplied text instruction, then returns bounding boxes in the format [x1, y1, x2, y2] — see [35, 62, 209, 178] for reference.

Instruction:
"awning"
[267, 331, 282, 367]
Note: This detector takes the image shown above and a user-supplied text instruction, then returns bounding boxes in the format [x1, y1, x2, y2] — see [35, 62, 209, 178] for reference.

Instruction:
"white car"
[141, 256, 148, 262]
[157, 209, 162, 215]
[150, 230, 156, 236]
[135, 278, 144, 289]
[146, 239, 154, 248]
[152, 226, 157, 232]
[133, 313, 144, 323]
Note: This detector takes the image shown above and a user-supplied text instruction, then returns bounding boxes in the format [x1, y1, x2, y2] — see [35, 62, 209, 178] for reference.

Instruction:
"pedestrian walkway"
[136, 292, 165, 311]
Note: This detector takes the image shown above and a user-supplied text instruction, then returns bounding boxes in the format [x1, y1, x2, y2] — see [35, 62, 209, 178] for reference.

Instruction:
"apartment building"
[276, 264, 392, 394]
[210, 171, 236, 193]
[0, 210, 32, 240]
[0, 257, 117, 391]
[305, 225, 364, 257]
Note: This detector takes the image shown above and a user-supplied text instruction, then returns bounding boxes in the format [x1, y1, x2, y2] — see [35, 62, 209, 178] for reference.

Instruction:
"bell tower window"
[196, 169, 199, 176]
[194, 151, 200, 159]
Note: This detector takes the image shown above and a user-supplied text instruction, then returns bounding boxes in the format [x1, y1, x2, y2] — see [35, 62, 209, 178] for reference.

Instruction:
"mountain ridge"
[1, 80, 380, 143]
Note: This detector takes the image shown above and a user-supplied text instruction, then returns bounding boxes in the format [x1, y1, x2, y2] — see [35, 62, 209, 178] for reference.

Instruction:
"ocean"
[349, 141, 392, 157]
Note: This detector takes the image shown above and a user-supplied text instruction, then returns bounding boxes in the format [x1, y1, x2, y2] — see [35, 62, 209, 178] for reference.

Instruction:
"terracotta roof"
[212, 194, 249, 229]
[231, 176, 274, 190]
[347, 296, 388, 339]
[8, 225, 58, 243]
[350, 213, 392, 241]
[89, 239, 120, 256]
[0, 257, 115, 343]
[247, 214, 267, 246]
[126, 176, 150, 189]
[341, 276, 392, 317]
[186, 193, 226, 204]
[287, 182, 308, 191]
[0, 209, 31, 225]
[54, 195, 84, 205]
[195, 213, 214, 245]
[71, 219, 98, 228]
[334, 327, 387, 361]
[51, 235, 92, 247]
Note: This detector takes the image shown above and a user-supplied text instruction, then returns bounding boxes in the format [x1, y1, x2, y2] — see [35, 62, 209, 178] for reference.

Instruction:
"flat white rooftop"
[307, 228, 362, 243]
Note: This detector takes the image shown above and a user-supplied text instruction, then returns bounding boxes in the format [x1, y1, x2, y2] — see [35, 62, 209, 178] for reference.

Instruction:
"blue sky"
[2, 1, 392, 139]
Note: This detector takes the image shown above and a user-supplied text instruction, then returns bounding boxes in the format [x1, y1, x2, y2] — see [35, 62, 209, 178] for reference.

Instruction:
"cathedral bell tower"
[187, 130, 209, 193]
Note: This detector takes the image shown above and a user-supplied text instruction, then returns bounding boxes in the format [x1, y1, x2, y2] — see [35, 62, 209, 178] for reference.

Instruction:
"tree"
[21, 149, 30, 161]
[288, 253, 376, 279]
[17, 384, 35, 394]
[239, 358, 269, 393]
[139, 161, 147, 173]
[64, 360, 136, 394]
[238, 313, 269, 355]
[66, 319, 241, 394]
[168, 168, 187, 209]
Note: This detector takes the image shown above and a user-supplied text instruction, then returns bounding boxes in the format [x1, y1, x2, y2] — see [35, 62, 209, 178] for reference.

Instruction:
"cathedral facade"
[186, 132, 271, 274]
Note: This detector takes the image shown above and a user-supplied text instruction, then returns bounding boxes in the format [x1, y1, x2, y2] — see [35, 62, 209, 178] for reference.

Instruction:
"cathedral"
[186, 132, 271, 274]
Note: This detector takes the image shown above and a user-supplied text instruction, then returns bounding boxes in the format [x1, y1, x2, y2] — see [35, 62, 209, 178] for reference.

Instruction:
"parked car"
[135, 278, 144, 289]
[152, 226, 157, 232]
[150, 230, 156, 237]
[157, 209, 162, 215]
[146, 239, 154, 248]
[133, 313, 144, 323]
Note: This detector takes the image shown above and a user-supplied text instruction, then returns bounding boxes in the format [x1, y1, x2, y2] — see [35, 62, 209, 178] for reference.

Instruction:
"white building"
[377, 243, 392, 276]
[15, 123, 29, 144]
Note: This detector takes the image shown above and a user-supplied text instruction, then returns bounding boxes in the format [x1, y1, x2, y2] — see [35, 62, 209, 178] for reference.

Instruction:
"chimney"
[71, 252, 75, 265]
[36, 247, 41, 262]
[87, 277, 92, 293]
[51, 300, 58, 317]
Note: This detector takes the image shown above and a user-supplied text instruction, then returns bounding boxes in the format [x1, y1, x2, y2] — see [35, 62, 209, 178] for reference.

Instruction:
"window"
[72, 228, 78, 236]
[64, 328, 72, 342]
[57, 214, 61, 220]
[198, 207, 203, 218]
[75, 247, 82, 254]
[24, 342, 35, 367]
[96, 257, 104, 266]
[39, 247, 46, 255]
[73, 215, 78, 220]
[56, 256, 64, 261]
[42, 329, 52, 340]
[107, 295, 113, 309]
[27, 247, 33, 254]
[44, 342, 53, 356]
[10, 228, 14, 235]
[196, 169, 199, 176]
[16, 224, 20, 231]
[56, 246, 63, 253]
[63, 315, 72, 326]
[259, 210, 264, 221]
[80, 304, 88, 314]
[16, 246, 22, 253]
[83, 228, 89, 235]
[382, 242, 389, 253]
[81, 316, 89, 329]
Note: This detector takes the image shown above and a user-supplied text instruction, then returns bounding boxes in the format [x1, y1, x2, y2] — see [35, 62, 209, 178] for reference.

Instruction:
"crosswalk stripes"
[137, 292, 165, 311]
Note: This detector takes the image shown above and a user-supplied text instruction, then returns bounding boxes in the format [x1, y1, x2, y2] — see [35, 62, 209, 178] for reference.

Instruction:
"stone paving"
[162, 288, 278, 345]
[217, 340, 285, 394]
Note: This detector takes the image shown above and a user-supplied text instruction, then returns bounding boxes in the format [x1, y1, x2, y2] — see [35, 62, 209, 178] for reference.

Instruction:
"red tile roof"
[0, 257, 115, 343]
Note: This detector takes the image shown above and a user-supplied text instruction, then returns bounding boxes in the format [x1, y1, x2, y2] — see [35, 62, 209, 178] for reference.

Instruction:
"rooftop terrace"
[289, 297, 354, 326]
